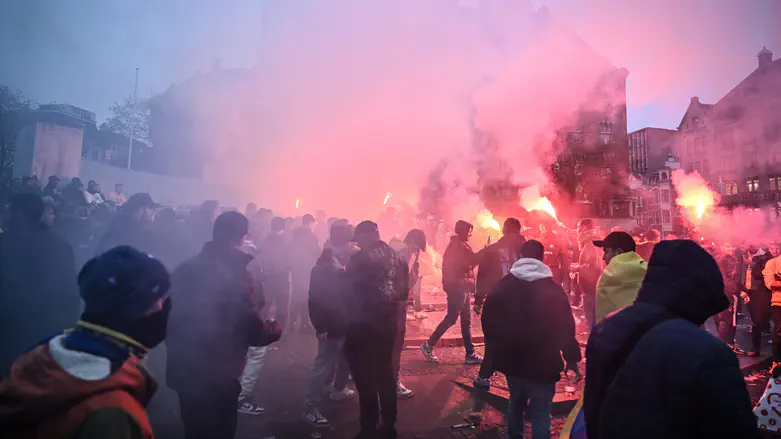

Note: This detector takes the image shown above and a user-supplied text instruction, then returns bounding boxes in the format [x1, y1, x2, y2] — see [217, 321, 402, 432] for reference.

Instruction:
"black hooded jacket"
[475, 233, 526, 306]
[584, 240, 758, 439]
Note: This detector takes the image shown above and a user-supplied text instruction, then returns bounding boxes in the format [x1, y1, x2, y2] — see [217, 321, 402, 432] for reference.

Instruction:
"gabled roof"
[677, 99, 714, 131]
[710, 57, 781, 122]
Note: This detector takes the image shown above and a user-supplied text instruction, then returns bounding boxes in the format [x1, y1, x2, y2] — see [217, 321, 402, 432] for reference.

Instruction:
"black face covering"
[126, 297, 172, 350]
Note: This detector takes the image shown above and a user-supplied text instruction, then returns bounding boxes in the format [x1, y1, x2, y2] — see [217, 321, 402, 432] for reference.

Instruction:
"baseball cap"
[594, 231, 636, 253]
[79, 246, 171, 320]
[124, 193, 160, 211]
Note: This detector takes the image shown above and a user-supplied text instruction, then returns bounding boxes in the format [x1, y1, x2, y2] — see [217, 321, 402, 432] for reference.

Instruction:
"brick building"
[674, 47, 781, 210]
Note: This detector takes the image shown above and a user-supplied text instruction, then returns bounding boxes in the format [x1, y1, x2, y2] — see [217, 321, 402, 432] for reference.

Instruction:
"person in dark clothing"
[473, 218, 525, 389]
[260, 216, 292, 328]
[42, 175, 60, 201]
[185, 200, 220, 257]
[576, 219, 601, 330]
[584, 240, 759, 439]
[166, 211, 282, 439]
[302, 223, 358, 427]
[538, 223, 571, 290]
[289, 214, 321, 333]
[96, 193, 160, 257]
[19, 176, 42, 196]
[344, 221, 410, 439]
[482, 240, 581, 439]
[0, 246, 172, 439]
[715, 242, 750, 353]
[421, 220, 482, 364]
[62, 177, 88, 207]
[0, 192, 80, 377]
[748, 248, 774, 357]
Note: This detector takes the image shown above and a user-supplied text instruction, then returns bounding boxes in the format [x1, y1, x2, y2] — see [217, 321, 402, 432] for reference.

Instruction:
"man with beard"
[345, 221, 409, 439]
[166, 211, 282, 439]
[421, 220, 483, 364]
[289, 214, 321, 333]
[472, 218, 525, 390]
[0, 193, 80, 377]
[96, 193, 160, 256]
[0, 246, 172, 438]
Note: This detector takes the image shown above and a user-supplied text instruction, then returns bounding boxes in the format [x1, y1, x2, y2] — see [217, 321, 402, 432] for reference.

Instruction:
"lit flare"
[671, 170, 720, 222]
[477, 209, 501, 232]
[520, 185, 559, 222]
[295, 199, 300, 209]
[383, 192, 391, 205]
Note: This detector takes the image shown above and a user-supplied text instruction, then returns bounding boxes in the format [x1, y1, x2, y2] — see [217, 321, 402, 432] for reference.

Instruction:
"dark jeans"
[178, 380, 241, 439]
[427, 290, 474, 354]
[750, 289, 772, 352]
[506, 376, 555, 439]
[263, 282, 291, 328]
[715, 296, 737, 345]
[773, 306, 781, 362]
[478, 341, 494, 379]
[393, 303, 407, 381]
[345, 321, 398, 432]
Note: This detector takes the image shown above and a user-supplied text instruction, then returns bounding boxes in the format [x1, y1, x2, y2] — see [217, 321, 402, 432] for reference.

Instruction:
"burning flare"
[520, 185, 559, 222]
[477, 209, 501, 232]
[671, 170, 720, 222]
[383, 192, 391, 205]
[295, 199, 300, 209]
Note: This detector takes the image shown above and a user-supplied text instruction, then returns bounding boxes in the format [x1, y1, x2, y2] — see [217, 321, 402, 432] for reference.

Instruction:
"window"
[703, 159, 710, 175]
[686, 138, 693, 155]
[598, 121, 613, 133]
[663, 210, 671, 223]
[725, 181, 738, 195]
[652, 189, 660, 204]
[746, 177, 760, 192]
[662, 189, 670, 203]
[694, 137, 702, 152]
[770, 176, 780, 191]
[599, 133, 613, 145]
[661, 172, 668, 181]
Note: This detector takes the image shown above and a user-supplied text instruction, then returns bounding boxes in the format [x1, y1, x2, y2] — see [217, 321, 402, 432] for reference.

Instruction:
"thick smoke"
[186, 0, 628, 223]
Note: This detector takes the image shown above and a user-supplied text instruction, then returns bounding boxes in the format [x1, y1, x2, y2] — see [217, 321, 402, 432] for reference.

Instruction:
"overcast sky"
[1, 0, 778, 132]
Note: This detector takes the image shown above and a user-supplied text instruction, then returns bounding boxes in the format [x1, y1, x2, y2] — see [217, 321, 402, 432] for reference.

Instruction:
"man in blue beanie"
[0, 245, 172, 439]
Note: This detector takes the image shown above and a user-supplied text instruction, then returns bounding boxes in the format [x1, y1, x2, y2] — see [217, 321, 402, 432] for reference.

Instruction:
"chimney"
[690, 96, 700, 106]
[758, 47, 773, 70]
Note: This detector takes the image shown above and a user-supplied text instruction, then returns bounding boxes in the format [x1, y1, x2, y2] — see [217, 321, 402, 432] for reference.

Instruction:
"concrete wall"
[79, 159, 241, 208]
[14, 122, 83, 182]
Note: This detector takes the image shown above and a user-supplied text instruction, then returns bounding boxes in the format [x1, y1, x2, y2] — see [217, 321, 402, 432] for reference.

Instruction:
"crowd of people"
[0, 175, 779, 439]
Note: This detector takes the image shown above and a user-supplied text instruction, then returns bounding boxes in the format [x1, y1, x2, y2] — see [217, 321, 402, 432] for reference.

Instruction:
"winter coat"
[595, 251, 646, 323]
[345, 240, 410, 328]
[475, 234, 526, 307]
[541, 232, 571, 279]
[584, 240, 759, 439]
[762, 256, 781, 307]
[577, 229, 602, 295]
[749, 252, 772, 293]
[308, 246, 355, 338]
[290, 228, 321, 297]
[719, 253, 742, 295]
[0, 335, 155, 439]
[481, 258, 581, 383]
[442, 236, 479, 295]
[0, 226, 80, 377]
[166, 242, 280, 390]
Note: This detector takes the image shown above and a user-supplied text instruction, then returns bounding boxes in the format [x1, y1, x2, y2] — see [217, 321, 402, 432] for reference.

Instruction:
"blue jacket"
[584, 240, 758, 439]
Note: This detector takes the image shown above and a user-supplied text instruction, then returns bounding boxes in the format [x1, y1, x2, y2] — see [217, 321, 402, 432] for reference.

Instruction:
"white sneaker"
[420, 342, 440, 362]
[302, 407, 330, 427]
[396, 381, 414, 399]
[329, 387, 357, 402]
[237, 395, 265, 416]
[415, 311, 428, 320]
[406, 313, 416, 321]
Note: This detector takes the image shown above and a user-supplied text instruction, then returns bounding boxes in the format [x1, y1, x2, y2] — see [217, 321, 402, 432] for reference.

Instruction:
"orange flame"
[671, 170, 720, 222]
[295, 199, 300, 209]
[383, 192, 391, 205]
[520, 186, 559, 222]
[477, 209, 501, 232]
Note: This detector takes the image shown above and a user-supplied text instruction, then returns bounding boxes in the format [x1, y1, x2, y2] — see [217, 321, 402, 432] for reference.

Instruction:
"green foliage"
[0, 86, 32, 178]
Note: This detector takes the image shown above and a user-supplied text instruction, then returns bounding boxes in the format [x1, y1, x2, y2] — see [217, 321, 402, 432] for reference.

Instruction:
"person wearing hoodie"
[747, 246, 774, 357]
[592, 231, 647, 322]
[344, 221, 410, 439]
[473, 218, 526, 390]
[289, 214, 321, 333]
[575, 219, 602, 330]
[302, 223, 358, 428]
[0, 245, 171, 439]
[715, 242, 751, 354]
[166, 211, 282, 439]
[0, 192, 80, 377]
[584, 240, 759, 439]
[482, 240, 581, 439]
[421, 220, 483, 364]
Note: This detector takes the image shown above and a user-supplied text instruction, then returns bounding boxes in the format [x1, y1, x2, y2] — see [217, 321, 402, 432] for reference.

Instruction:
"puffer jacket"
[762, 255, 781, 306]
[595, 251, 646, 323]
[584, 240, 758, 439]
[442, 236, 479, 295]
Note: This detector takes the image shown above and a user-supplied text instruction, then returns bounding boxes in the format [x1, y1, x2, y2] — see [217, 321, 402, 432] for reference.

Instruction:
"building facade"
[628, 127, 677, 176]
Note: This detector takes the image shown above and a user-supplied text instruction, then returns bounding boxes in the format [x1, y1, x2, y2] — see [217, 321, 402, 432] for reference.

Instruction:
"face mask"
[128, 297, 171, 350]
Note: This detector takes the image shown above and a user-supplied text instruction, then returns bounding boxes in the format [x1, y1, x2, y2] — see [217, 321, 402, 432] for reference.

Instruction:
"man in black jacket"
[0, 193, 80, 377]
[482, 240, 581, 439]
[421, 220, 482, 364]
[473, 217, 525, 389]
[290, 214, 321, 333]
[345, 221, 409, 439]
[166, 211, 282, 439]
[302, 223, 357, 428]
[96, 193, 160, 256]
[584, 240, 758, 439]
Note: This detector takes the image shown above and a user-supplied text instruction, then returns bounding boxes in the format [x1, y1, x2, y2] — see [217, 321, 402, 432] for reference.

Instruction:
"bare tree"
[100, 96, 150, 145]
[0, 86, 32, 178]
